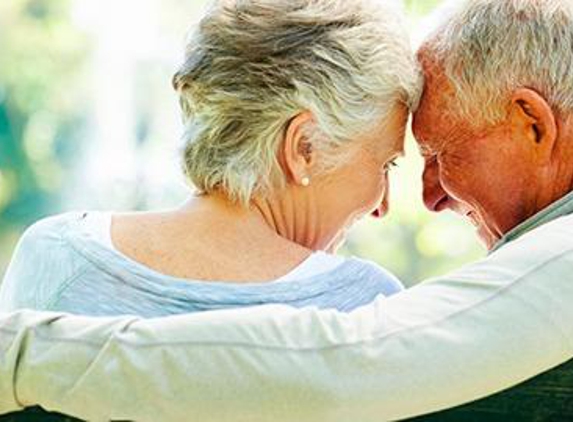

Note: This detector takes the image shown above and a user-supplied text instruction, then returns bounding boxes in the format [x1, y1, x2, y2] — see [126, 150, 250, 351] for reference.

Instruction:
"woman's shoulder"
[22, 211, 82, 238]
[336, 256, 405, 295]
[0, 211, 89, 311]
[290, 255, 403, 312]
[12, 211, 88, 253]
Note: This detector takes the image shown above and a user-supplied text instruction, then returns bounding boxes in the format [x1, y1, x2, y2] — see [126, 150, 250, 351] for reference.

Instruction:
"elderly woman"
[0, 0, 419, 317]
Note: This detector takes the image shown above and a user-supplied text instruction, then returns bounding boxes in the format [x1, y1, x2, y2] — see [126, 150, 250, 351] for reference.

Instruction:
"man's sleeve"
[1, 222, 573, 422]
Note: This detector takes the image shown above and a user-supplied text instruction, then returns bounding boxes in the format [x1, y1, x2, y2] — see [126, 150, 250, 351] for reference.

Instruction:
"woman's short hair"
[173, 0, 420, 205]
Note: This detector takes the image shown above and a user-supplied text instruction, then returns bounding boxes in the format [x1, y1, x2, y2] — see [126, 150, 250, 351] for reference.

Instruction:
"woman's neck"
[179, 191, 332, 251]
[112, 193, 316, 283]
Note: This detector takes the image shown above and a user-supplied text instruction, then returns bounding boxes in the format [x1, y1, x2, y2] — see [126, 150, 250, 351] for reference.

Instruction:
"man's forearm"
[1, 222, 573, 421]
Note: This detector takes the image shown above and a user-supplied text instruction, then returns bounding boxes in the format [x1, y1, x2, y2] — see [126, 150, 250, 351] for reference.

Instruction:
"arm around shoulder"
[2, 218, 573, 421]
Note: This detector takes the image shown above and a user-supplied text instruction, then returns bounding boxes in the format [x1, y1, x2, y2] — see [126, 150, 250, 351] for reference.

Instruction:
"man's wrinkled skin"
[412, 48, 573, 249]
[406, 46, 573, 420]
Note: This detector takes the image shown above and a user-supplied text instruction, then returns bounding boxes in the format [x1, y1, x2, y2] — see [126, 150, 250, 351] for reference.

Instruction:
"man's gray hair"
[429, 0, 573, 125]
[173, 0, 420, 205]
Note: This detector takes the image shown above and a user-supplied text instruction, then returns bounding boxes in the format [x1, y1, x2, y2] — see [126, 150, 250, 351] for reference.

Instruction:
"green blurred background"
[0, 0, 484, 288]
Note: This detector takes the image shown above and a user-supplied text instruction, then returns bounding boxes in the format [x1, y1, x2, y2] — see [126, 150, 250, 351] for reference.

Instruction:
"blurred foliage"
[404, 0, 443, 16]
[0, 0, 89, 267]
[0, 0, 484, 285]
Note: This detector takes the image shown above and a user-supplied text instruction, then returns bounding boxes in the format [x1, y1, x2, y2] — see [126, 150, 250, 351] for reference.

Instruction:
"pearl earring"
[301, 177, 310, 187]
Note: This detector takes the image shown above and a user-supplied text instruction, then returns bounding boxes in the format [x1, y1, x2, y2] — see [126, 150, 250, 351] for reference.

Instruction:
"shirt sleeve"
[1, 217, 573, 421]
[0, 213, 84, 312]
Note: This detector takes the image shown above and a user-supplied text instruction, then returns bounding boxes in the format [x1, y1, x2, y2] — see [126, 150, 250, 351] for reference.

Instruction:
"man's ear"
[281, 111, 316, 186]
[510, 88, 557, 164]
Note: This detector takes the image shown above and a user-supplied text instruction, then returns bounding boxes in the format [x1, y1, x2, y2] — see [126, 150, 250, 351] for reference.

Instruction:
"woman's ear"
[281, 111, 317, 186]
[510, 88, 558, 164]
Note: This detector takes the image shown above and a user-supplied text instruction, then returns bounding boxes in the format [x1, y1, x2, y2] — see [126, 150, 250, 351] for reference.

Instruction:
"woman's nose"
[372, 182, 390, 219]
[378, 194, 389, 217]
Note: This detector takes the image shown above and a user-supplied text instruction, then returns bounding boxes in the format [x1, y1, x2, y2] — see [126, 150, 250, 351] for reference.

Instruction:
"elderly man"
[2, 0, 573, 420]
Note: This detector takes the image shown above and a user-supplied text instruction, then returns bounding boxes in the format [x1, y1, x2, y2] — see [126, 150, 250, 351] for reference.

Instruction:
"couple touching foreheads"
[2, 0, 573, 420]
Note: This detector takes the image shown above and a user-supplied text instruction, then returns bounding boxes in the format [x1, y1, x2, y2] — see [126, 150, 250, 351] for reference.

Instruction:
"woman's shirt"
[0, 211, 404, 317]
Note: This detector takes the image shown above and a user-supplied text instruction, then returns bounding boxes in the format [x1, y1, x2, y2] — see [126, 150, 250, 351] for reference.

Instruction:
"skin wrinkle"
[545, 114, 573, 206]
[291, 188, 298, 246]
[252, 200, 286, 247]
[253, 175, 323, 252]
[413, 41, 573, 249]
[303, 190, 320, 250]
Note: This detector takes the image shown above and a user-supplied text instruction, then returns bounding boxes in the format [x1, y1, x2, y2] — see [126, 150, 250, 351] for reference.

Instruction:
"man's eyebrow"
[417, 142, 435, 156]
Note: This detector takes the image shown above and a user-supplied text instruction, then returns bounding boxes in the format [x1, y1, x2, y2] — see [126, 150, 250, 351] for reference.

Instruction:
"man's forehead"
[412, 55, 463, 148]
[412, 90, 450, 145]
[413, 105, 465, 154]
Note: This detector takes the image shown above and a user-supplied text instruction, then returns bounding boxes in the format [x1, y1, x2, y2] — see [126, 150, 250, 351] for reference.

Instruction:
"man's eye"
[424, 154, 439, 164]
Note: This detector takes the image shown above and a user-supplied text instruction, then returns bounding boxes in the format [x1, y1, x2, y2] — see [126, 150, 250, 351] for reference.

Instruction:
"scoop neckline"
[62, 211, 359, 295]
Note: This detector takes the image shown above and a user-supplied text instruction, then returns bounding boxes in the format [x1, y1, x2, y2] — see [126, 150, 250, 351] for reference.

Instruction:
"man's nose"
[422, 158, 448, 212]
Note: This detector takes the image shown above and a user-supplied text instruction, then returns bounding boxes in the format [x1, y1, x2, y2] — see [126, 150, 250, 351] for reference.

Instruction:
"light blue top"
[0, 211, 403, 317]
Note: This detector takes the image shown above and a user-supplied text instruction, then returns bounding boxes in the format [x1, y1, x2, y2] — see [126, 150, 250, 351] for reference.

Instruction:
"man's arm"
[1, 220, 573, 422]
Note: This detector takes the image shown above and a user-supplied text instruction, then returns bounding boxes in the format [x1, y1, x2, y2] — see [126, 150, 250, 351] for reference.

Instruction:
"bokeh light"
[0, 0, 484, 287]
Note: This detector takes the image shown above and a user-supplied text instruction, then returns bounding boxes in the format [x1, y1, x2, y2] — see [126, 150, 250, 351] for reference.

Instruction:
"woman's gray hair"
[173, 0, 420, 205]
[429, 0, 573, 125]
